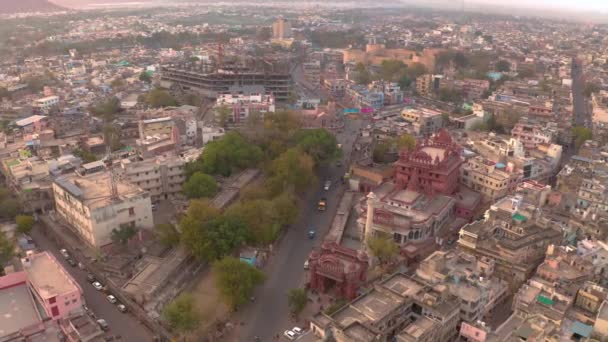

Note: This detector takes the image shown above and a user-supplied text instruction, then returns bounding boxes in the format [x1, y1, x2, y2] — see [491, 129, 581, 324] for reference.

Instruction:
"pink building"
[460, 321, 489, 342]
[21, 251, 83, 320]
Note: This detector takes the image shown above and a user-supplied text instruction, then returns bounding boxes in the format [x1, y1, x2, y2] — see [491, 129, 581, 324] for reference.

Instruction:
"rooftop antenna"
[104, 131, 119, 200]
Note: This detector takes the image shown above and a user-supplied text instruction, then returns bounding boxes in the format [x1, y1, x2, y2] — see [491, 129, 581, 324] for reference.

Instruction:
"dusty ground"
[188, 269, 230, 339]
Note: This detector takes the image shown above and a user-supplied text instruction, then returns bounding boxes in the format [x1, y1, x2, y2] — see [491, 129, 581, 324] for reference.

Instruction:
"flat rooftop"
[25, 252, 79, 299]
[0, 283, 41, 336]
[333, 287, 405, 326]
[382, 273, 425, 298]
[55, 171, 146, 210]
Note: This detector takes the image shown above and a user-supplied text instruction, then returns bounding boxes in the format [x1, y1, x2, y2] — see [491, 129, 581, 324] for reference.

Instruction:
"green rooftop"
[537, 295, 554, 306]
[513, 212, 527, 222]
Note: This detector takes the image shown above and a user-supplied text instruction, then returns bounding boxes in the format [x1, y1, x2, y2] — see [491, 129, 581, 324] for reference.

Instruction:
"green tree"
[373, 141, 390, 163]
[215, 105, 232, 128]
[495, 60, 511, 72]
[143, 88, 178, 108]
[181, 93, 201, 106]
[110, 78, 125, 90]
[72, 148, 97, 163]
[183, 172, 218, 199]
[0, 199, 20, 220]
[572, 126, 593, 148]
[213, 256, 265, 311]
[271, 192, 299, 229]
[453, 52, 469, 68]
[404, 62, 427, 79]
[367, 236, 399, 265]
[583, 83, 600, 98]
[266, 148, 316, 196]
[379, 60, 407, 82]
[192, 132, 263, 177]
[0, 231, 14, 271]
[163, 293, 199, 333]
[395, 134, 416, 151]
[103, 124, 123, 152]
[181, 205, 247, 261]
[90, 97, 121, 120]
[287, 288, 308, 317]
[110, 225, 137, 245]
[0, 87, 9, 99]
[138, 72, 152, 83]
[15, 215, 34, 235]
[155, 223, 180, 248]
[293, 129, 341, 165]
[354, 62, 371, 85]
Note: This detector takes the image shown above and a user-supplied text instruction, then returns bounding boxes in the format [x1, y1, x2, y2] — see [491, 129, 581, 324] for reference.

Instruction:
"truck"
[318, 197, 327, 211]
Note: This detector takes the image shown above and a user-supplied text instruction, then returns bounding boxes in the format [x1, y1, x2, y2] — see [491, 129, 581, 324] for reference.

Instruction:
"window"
[128, 208, 135, 216]
[48, 296, 56, 304]
[51, 306, 59, 317]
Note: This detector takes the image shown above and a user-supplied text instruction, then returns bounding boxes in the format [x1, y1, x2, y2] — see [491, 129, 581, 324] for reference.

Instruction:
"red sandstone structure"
[308, 242, 369, 300]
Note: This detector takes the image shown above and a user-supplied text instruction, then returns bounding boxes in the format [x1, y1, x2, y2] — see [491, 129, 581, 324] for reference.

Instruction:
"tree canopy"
[395, 134, 416, 151]
[0, 231, 14, 271]
[141, 88, 178, 108]
[15, 215, 34, 235]
[266, 148, 316, 196]
[155, 223, 180, 248]
[189, 132, 263, 177]
[367, 236, 399, 265]
[138, 72, 152, 83]
[495, 60, 511, 72]
[90, 97, 121, 120]
[292, 129, 341, 165]
[0, 199, 20, 220]
[180, 200, 247, 261]
[572, 126, 593, 148]
[213, 256, 265, 311]
[354, 62, 371, 85]
[183, 172, 218, 199]
[111, 225, 137, 245]
[163, 293, 199, 333]
[287, 288, 308, 317]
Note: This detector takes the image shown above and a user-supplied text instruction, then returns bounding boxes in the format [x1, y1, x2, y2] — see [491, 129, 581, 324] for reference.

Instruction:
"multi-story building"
[460, 156, 521, 202]
[215, 93, 276, 124]
[510, 121, 556, 149]
[53, 171, 154, 247]
[272, 18, 292, 39]
[0, 252, 101, 341]
[21, 252, 83, 320]
[160, 61, 292, 102]
[591, 90, 608, 125]
[461, 78, 490, 100]
[310, 273, 460, 342]
[0, 156, 54, 213]
[457, 195, 562, 291]
[32, 95, 59, 113]
[359, 130, 480, 262]
[416, 74, 433, 97]
[119, 154, 190, 202]
[14, 115, 50, 136]
[415, 250, 509, 324]
[303, 61, 321, 86]
[400, 107, 445, 136]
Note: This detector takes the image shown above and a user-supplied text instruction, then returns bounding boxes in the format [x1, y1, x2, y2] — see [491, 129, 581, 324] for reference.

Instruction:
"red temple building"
[308, 242, 369, 300]
[358, 129, 480, 263]
[395, 128, 463, 196]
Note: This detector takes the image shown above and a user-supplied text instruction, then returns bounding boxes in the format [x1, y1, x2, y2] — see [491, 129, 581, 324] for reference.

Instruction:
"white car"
[324, 180, 331, 190]
[106, 295, 117, 304]
[304, 260, 309, 270]
[292, 327, 303, 335]
[92, 281, 103, 290]
[59, 249, 69, 258]
[284, 330, 296, 340]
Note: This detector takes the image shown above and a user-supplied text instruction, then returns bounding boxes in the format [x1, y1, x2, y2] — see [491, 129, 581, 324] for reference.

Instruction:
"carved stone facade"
[395, 128, 462, 196]
[308, 242, 369, 300]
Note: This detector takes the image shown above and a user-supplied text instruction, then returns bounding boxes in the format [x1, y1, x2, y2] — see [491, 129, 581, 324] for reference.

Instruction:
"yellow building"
[460, 156, 521, 202]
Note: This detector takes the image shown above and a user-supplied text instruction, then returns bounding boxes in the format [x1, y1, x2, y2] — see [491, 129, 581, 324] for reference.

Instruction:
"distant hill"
[0, 0, 64, 14]
[51, 0, 154, 8]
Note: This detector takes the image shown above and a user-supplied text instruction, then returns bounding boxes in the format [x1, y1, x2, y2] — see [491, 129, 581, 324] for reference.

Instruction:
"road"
[29, 226, 153, 342]
[571, 57, 591, 128]
[238, 116, 364, 341]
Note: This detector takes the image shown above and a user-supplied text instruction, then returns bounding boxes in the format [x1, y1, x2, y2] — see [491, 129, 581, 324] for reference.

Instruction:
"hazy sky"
[470, 0, 607, 12]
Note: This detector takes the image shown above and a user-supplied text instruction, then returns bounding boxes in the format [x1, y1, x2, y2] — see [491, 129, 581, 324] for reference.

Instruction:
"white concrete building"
[33, 96, 59, 112]
[119, 155, 187, 202]
[53, 172, 153, 247]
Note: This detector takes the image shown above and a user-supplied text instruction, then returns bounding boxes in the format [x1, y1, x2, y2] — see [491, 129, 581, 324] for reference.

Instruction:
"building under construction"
[160, 56, 292, 102]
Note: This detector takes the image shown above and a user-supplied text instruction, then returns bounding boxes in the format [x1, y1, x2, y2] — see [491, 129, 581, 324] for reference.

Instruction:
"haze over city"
[0, 0, 607, 342]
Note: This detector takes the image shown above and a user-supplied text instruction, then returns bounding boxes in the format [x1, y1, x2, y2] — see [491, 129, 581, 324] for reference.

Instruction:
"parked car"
[117, 304, 127, 313]
[106, 295, 117, 304]
[324, 180, 331, 190]
[86, 273, 95, 282]
[284, 330, 296, 340]
[59, 249, 69, 259]
[92, 281, 103, 290]
[78, 262, 85, 270]
[67, 258, 77, 267]
[292, 327, 303, 335]
[96, 319, 109, 331]
[304, 260, 309, 270]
